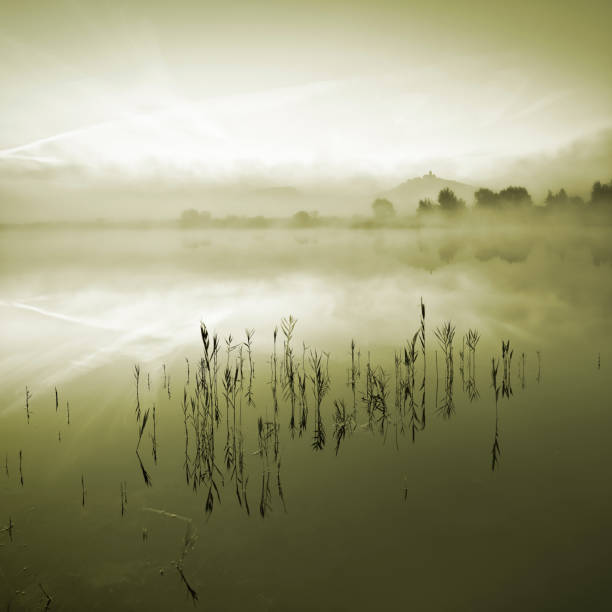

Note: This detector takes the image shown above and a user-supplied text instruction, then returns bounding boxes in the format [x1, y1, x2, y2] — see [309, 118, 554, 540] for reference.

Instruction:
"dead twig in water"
[39, 583, 53, 611]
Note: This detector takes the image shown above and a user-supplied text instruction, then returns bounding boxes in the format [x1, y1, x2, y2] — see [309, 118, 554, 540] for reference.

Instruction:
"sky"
[0, 0, 611, 200]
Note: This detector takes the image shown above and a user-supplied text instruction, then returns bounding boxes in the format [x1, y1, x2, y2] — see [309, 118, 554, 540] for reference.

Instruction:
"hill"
[384, 172, 476, 213]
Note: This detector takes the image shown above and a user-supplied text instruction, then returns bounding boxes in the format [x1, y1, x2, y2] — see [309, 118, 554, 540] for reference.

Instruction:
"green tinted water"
[1, 225, 611, 610]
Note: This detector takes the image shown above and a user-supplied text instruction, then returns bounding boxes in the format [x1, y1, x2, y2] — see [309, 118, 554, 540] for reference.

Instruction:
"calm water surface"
[1, 226, 611, 610]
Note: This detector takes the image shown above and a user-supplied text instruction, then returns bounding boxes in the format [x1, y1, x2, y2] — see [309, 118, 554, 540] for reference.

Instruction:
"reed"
[419, 298, 427, 433]
[188, 322, 223, 513]
[212, 333, 220, 423]
[231, 345, 250, 514]
[501, 340, 513, 398]
[434, 322, 455, 359]
[136, 407, 150, 451]
[459, 336, 465, 387]
[298, 341, 309, 435]
[270, 327, 280, 421]
[348, 339, 361, 415]
[281, 316, 297, 378]
[466, 329, 480, 375]
[403, 331, 421, 440]
[491, 357, 501, 471]
[234, 425, 250, 516]
[281, 316, 298, 436]
[133, 364, 141, 421]
[465, 329, 480, 401]
[120, 481, 127, 516]
[136, 450, 152, 487]
[225, 333, 237, 370]
[244, 328, 256, 407]
[181, 387, 190, 485]
[222, 363, 238, 472]
[151, 403, 158, 464]
[310, 350, 330, 450]
[434, 321, 456, 418]
[363, 364, 390, 436]
[259, 471, 272, 518]
[333, 398, 356, 455]
[394, 351, 402, 420]
[25, 386, 32, 424]
[435, 349, 439, 407]
[276, 464, 287, 513]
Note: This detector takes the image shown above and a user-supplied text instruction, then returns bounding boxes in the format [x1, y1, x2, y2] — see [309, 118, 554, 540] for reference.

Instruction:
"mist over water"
[1, 217, 610, 391]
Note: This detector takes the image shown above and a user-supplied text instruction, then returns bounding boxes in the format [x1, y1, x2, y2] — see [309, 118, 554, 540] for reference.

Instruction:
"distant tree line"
[179, 207, 329, 229]
[414, 179, 612, 215]
[590, 180, 612, 207]
[474, 186, 532, 209]
[179, 178, 612, 228]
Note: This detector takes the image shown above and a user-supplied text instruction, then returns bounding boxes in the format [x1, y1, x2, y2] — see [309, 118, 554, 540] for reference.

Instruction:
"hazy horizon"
[1, 1, 611, 220]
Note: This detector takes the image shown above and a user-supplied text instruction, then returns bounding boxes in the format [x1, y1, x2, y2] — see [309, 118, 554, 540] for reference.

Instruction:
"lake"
[1, 221, 611, 610]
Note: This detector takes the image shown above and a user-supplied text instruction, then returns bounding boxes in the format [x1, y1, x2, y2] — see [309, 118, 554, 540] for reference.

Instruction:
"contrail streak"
[0, 300, 120, 331]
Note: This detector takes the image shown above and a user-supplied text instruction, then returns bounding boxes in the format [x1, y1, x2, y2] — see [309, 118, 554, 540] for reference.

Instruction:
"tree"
[546, 189, 563, 205]
[371, 198, 396, 219]
[545, 189, 586, 210]
[474, 186, 532, 209]
[417, 198, 436, 214]
[437, 188, 465, 212]
[475, 188, 499, 208]
[591, 180, 612, 206]
[498, 186, 532, 207]
[291, 210, 318, 228]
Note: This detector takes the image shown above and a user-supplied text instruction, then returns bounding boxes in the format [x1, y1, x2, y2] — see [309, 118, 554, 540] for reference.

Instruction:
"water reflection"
[333, 399, 356, 455]
[434, 322, 456, 419]
[0, 302, 556, 611]
[4, 301, 537, 598]
[464, 329, 481, 401]
[12, 310, 533, 528]
[491, 357, 502, 471]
